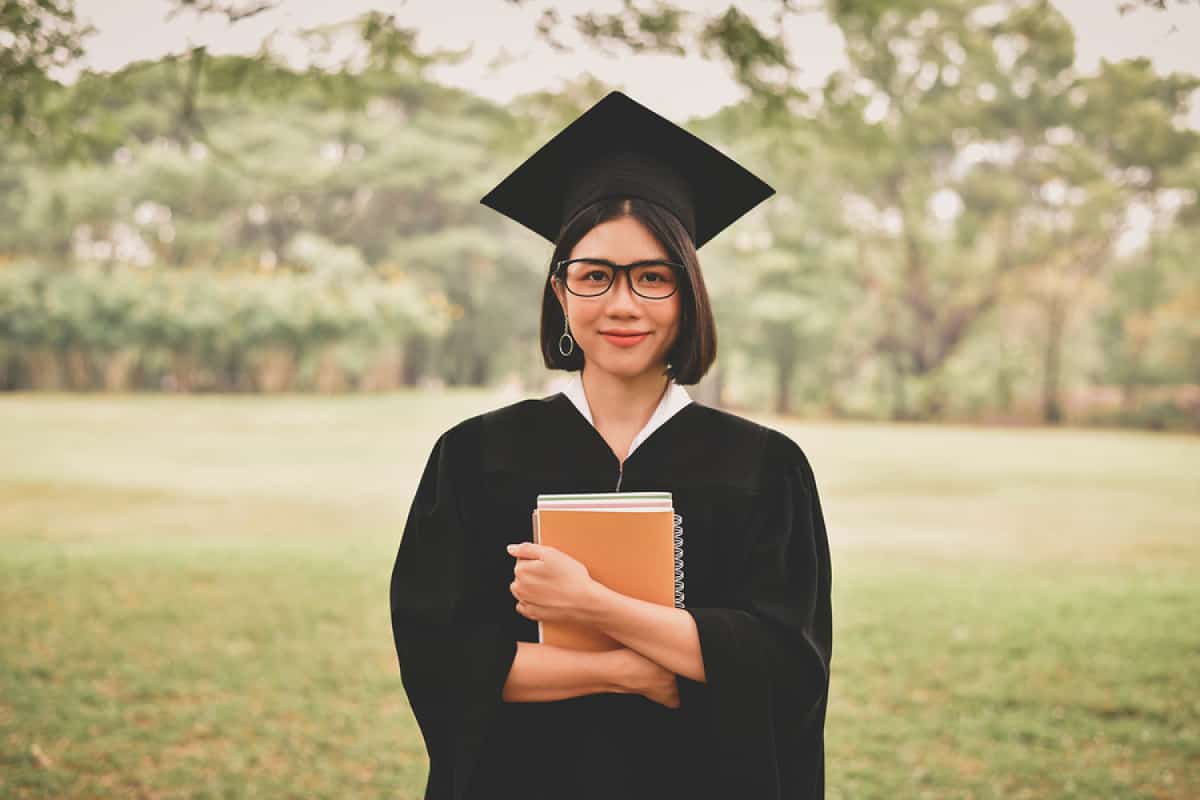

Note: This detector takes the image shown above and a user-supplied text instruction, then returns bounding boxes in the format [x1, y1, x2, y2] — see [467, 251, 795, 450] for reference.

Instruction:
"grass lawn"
[2, 390, 1197, 799]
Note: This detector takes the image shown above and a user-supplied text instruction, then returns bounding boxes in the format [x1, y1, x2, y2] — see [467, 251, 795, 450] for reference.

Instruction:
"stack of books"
[531, 491, 684, 651]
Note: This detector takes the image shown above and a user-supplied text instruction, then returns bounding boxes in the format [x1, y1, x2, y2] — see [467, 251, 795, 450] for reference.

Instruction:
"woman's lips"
[600, 332, 649, 347]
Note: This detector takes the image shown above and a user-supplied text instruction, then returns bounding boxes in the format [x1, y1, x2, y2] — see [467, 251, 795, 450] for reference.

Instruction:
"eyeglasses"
[553, 258, 685, 300]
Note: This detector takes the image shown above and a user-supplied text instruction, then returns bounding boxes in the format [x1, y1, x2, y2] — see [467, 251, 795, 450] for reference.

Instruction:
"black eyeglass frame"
[553, 257, 687, 300]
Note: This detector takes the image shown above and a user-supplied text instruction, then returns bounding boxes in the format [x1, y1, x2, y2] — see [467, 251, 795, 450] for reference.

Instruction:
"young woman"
[390, 91, 832, 800]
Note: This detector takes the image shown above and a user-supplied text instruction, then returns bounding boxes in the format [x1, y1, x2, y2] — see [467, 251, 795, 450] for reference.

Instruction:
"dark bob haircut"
[539, 196, 717, 385]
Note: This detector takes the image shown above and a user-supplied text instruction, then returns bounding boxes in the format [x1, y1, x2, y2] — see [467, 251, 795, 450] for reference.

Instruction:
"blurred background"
[2, 1, 1198, 798]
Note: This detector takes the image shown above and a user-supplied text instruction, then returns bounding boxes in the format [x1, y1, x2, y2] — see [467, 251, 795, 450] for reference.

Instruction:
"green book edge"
[537, 491, 671, 501]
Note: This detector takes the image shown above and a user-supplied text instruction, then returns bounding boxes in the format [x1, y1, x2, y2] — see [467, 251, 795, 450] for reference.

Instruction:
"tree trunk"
[1041, 298, 1067, 425]
[0, 352, 13, 390]
[314, 346, 348, 393]
[170, 352, 196, 393]
[888, 352, 910, 421]
[254, 348, 297, 392]
[769, 325, 799, 416]
[401, 336, 428, 387]
[827, 381, 845, 418]
[922, 374, 948, 420]
[774, 356, 793, 416]
[360, 347, 404, 392]
[64, 347, 94, 390]
[103, 349, 140, 391]
[469, 353, 489, 386]
[994, 367, 1014, 415]
[28, 349, 64, 390]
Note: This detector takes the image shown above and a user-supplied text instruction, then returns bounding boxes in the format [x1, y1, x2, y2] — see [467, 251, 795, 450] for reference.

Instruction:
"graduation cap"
[480, 90, 774, 250]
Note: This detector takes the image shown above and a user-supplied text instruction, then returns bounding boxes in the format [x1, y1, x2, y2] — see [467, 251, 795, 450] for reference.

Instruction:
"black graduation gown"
[389, 392, 832, 800]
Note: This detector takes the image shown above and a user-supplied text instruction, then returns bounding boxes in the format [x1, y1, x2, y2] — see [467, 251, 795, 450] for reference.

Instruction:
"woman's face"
[552, 215, 682, 382]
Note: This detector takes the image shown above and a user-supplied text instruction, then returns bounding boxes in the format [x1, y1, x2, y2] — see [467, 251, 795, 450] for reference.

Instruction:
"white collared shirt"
[560, 372, 693, 461]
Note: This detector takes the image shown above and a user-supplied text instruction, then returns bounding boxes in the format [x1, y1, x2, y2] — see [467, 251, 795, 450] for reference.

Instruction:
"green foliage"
[0, 1, 1197, 427]
[0, 263, 443, 391]
[1094, 223, 1200, 394]
[0, 0, 94, 151]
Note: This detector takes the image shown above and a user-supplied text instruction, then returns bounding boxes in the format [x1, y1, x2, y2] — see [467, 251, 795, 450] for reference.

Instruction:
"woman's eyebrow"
[575, 257, 673, 265]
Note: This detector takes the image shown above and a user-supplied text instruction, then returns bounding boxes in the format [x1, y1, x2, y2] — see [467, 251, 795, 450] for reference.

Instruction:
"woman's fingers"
[507, 542, 553, 560]
[514, 600, 545, 620]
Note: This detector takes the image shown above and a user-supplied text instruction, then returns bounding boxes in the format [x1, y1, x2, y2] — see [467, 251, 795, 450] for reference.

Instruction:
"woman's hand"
[611, 648, 681, 709]
[507, 542, 602, 626]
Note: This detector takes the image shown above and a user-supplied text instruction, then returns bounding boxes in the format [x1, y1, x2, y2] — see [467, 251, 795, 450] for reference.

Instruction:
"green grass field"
[3, 391, 1198, 799]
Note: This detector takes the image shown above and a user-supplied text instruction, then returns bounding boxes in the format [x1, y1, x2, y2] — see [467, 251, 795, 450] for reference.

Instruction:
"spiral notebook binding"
[672, 512, 685, 608]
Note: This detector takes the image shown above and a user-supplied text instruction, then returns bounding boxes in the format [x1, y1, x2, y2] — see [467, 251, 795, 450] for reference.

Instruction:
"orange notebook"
[531, 492, 684, 652]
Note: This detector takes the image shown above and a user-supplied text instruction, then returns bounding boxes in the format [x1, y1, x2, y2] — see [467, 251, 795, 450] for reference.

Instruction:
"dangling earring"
[558, 316, 575, 357]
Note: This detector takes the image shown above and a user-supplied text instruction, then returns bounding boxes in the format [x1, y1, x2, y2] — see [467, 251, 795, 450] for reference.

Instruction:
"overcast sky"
[74, 0, 1200, 121]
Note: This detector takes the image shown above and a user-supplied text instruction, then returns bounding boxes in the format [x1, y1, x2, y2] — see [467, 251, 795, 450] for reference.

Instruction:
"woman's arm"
[581, 584, 707, 683]
[501, 642, 621, 702]
[501, 642, 680, 706]
[506, 541, 706, 683]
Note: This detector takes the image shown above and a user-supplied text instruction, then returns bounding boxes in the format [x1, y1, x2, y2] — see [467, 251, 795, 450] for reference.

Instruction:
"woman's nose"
[608, 271, 638, 305]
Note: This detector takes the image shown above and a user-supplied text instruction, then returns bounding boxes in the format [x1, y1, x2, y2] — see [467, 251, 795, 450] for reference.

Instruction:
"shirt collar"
[561, 372, 693, 459]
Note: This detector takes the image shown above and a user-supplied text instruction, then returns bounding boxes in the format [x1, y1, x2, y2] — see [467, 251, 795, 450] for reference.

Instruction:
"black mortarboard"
[480, 90, 774, 250]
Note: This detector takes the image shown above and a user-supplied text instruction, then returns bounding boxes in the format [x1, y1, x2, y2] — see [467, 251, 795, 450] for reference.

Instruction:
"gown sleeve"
[678, 430, 833, 800]
[389, 422, 518, 800]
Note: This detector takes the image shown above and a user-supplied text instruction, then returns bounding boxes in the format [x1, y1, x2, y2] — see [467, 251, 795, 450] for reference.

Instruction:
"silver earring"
[558, 317, 575, 357]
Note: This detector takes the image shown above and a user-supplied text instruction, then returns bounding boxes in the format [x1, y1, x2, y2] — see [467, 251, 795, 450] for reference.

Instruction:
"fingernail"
[506, 544, 517, 553]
